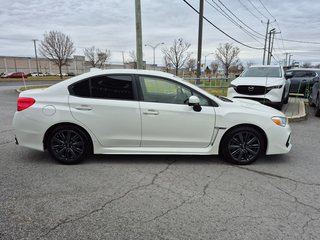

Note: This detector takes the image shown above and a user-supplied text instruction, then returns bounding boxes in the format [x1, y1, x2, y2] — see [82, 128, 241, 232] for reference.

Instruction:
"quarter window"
[91, 75, 133, 100]
[69, 75, 134, 100]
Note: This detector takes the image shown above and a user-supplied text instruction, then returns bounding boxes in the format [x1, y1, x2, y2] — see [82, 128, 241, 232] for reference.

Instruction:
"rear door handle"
[75, 105, 92, 111]
[143, 109, 159, 115]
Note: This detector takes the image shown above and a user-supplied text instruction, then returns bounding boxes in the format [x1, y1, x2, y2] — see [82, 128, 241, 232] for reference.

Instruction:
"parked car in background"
[13, 69, 291, 165]
[1, 72, 28, 78]
[308, 75, 320, 116]
[67, 72, 76, 76]
[227, 65, 290, 110]
[285, 68, 320, 96]
[31, 72, 45, 77]
[56, 73, 68, 77]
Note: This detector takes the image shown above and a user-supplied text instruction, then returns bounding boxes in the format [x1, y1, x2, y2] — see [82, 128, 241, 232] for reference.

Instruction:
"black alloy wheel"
[221, 127, 265, 165]
[48, 126, 89, 164]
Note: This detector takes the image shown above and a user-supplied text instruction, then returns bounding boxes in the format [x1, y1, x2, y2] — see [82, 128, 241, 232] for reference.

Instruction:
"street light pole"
[33, 39, 39, 74]
[145, 42, 164, 70]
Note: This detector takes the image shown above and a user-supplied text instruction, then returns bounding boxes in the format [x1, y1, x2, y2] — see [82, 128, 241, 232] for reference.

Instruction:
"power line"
[247, 0, 268, 20]
[238, 0, 264, 24]
[258, 0, 276, 20]
[206, 0, 264, 44]
[182, 0, 263, 50]
[217, 0, 264, 37]
[276, 38, 320, 45]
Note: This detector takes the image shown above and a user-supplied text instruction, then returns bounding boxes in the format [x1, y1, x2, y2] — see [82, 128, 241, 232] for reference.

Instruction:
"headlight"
[229, 84, 237, 90]
[266, 85, 283, 91]
[271, 116, 288, 127]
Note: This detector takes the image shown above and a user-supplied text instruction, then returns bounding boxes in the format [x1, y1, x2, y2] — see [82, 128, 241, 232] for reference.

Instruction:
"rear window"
[241, 67, 281, 78]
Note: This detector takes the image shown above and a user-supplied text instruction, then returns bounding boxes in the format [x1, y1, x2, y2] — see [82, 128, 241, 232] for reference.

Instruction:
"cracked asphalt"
[1, 85, 320, 240]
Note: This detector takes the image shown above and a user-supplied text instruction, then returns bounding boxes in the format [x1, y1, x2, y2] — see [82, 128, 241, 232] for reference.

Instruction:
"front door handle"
[75, 105, 92, 111]
[143, 109, 159, 115]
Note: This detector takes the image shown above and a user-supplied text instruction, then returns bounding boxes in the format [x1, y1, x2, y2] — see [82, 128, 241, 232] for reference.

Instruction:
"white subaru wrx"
[13, 69, 291, 165]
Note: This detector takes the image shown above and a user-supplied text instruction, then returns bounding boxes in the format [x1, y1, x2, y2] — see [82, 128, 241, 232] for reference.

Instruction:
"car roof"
[249, 65, 282, 68]
[287, 68, 320, 71]
[85, 69, 177, 78]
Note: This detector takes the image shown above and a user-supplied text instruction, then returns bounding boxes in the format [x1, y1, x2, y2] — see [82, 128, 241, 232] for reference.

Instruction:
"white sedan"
[13, 69, 292, 165]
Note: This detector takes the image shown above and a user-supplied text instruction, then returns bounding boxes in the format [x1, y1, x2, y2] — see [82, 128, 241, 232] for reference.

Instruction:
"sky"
[1, 0, 320, 66]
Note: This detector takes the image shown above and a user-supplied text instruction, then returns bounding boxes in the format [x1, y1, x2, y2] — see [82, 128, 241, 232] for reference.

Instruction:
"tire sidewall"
[47, 125, 89, 164]
[221, 127, 265, 165]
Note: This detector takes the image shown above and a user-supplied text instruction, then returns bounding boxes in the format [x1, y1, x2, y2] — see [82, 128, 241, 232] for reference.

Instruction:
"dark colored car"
[309, 76, 320, 116]
[285, 68, 320, 96]
[2, 72, 28, 78]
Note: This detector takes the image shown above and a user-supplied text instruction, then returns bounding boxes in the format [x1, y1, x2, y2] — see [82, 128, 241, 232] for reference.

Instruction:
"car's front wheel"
[221, 127, 265, 165]
[47, 125, 90, 164]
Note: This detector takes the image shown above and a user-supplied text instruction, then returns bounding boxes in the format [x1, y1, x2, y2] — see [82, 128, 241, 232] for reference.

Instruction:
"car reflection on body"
[13, 69, 292, 165]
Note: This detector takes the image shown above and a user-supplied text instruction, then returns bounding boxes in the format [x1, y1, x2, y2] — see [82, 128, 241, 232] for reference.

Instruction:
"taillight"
[17, 97, 35, 111]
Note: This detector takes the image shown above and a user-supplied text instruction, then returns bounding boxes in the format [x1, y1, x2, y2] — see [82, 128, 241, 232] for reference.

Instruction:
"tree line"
[39, 30, 242, 79]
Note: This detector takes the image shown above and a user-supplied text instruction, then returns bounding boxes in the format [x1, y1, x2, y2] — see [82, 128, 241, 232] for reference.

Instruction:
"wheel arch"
[219, 124, 268, 155]
[43, 122, 94, 154]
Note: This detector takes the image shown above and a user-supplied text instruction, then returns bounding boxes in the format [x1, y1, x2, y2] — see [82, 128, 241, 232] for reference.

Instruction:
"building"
[0, 55, 166, 75]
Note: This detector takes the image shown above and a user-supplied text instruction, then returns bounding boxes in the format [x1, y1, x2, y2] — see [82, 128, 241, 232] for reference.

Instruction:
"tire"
[47, 125, 90, 164]
[309, 95, 315, 107]
[315, 96, 320, 117]
[283, 92, 289, 104]
[221, 127, 265, 165]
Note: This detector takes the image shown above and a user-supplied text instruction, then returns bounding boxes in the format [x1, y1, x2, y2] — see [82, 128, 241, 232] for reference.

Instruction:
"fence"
[184, 77, 230, 96]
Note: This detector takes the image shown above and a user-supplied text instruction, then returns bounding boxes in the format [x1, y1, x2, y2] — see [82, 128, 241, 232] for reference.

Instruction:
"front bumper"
[227, 87, 283, 104]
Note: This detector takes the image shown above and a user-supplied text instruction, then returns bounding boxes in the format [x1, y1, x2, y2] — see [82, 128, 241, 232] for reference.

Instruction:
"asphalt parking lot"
[1, 84, 320, 240]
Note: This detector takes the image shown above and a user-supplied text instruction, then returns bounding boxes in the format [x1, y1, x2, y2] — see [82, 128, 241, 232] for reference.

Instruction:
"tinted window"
[91, 75, 133, 100]
[306, 71, 316, 77]
[241, 67, 281, 78]
[71, 79, 90, 97]
[139, 76, 210, 106]
[69, 75, 134, 100]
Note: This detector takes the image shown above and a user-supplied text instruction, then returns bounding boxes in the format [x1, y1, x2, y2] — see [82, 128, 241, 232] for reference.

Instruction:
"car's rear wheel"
[47, 125, 90, 164]
[221, 127, 265, 165]
[315, 95, 320, 117]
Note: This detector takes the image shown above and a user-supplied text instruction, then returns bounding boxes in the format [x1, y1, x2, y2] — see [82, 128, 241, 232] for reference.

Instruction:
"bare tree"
[210, 61, 219, 76]
[163, 55, 172, 73]
[302, 62, 312, 68]
[127, 50, 137, 69]
[39, 30, 75, 78]
[162, 38, 192, 75]
[215, 43, 240, 79]
[186, 58, 196, 73]
[83, 46, 111, 68]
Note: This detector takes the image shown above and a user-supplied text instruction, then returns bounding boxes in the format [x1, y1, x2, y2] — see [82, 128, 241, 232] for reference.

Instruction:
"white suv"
[227, 65, 290, 110]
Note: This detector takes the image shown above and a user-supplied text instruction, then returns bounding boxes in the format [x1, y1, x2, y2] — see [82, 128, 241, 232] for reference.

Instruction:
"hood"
[229, 98, 285, 116]
[231, 77, 284, 86]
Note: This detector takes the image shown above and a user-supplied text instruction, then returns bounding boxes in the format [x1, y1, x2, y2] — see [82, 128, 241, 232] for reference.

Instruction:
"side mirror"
[188, 96, 202, 112]
[313, 76, 320, 83]
[285, 72, 293, 79]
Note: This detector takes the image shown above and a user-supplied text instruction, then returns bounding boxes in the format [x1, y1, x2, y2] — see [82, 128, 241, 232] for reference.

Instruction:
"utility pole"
[33, 39, 39, 73]
[135, 0, 143, 69]
[196, 0, 204, 83]
[267, 28, 275, 65]
[268, 31, 279, 65]
[288, 54, 293, 66]
[285, 53, 289, 66]
[262, 19, 269, 65]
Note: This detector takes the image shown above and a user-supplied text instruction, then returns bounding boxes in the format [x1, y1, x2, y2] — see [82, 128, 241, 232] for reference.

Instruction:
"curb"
[284, 98, 308, 122]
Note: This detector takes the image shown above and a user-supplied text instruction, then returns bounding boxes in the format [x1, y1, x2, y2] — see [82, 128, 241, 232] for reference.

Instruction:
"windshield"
[241, 67, 282, 78]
